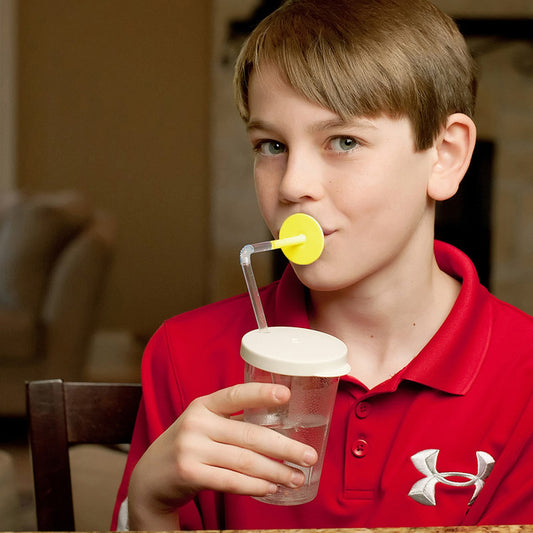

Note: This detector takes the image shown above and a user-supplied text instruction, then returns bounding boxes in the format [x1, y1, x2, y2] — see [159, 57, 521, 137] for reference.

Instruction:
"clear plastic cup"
[241, 326, 350, 505]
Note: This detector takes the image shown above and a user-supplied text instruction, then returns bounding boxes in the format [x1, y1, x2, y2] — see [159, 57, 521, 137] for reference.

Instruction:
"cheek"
[254, 169, 279, 227]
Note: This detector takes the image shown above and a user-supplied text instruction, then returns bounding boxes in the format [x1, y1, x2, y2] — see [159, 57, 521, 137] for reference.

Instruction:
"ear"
[427, 113, 477, 201]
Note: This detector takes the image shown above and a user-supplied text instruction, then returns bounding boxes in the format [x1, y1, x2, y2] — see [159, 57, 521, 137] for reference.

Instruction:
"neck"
[308, 251, 460, 389]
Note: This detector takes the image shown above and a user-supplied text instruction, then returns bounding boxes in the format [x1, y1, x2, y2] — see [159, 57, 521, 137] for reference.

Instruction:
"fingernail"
[267, 483, 278, 494]
[289, 470, 306, 488]
[273, 387, 288, 402]
[303, 449, 317, 466]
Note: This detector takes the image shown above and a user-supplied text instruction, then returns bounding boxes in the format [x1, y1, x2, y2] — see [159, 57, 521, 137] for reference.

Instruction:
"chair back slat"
[64, 382, 141, 443]
[26, 379, 142, 531]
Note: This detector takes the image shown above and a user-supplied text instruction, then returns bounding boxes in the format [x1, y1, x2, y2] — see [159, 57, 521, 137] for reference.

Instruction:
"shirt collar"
[273, 241, 492, 396]
[273, 265, 310, 329]
[398, 241, 492, 395]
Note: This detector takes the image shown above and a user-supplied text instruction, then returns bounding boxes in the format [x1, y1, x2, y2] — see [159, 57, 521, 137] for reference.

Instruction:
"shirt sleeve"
[464, 391, 533, 525]
[110, 322, 205, 530]
[116, 497, 129, 530]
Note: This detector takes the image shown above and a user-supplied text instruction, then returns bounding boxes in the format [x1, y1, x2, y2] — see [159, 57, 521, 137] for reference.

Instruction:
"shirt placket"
[344, 390, 378, 500]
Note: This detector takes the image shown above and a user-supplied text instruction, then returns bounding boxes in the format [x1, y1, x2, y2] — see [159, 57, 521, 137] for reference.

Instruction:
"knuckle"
[178, 402, 209, 433]
[173, 432, 195, 464]
[173, 434, 190, 456]
[225, 384, 243, 405]
[174, 454, 196, 481]
[234, 448, 255, 472]
[187, 396, 206, 413]
[241, 423, 261, 449]
[177, 413, 199, 435]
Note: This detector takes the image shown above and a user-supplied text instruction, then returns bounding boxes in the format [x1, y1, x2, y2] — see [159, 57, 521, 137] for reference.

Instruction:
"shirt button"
[355, 401, 371, 418]
[352, 438, 368, 458]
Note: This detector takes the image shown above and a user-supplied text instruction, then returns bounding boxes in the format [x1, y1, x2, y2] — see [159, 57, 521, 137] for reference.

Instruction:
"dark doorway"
[435, 139, 494, 288]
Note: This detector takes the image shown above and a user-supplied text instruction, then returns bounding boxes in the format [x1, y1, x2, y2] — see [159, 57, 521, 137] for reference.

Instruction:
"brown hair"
[234, 0, 477, 150]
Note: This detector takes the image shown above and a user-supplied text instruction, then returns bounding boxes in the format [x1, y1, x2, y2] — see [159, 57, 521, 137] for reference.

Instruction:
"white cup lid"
[241, 326, 350, 377]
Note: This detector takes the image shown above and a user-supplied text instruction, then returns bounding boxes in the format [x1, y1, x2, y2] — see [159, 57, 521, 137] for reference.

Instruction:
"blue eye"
[330, 137, 358, 152]
[256, 140, 287, 155]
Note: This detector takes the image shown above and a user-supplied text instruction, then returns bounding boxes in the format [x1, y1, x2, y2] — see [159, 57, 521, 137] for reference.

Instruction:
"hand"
[127, 382, 318, 529]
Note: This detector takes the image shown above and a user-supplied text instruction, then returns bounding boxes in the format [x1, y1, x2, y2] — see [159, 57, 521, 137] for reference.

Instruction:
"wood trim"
[0, 0, 16, 191]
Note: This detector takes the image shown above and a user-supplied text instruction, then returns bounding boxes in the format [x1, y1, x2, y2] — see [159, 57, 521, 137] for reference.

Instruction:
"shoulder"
[142, 280, 282, 386]
[488, 291, 533, 339]
[163, 279, 281, 336]
[483, 292, 533, 389]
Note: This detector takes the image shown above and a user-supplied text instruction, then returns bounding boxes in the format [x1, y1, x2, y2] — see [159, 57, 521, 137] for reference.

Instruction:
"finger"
[204, 440, 308, 489]
[193, 462, 281, 497]
[201, 382, 290, 417]
[170, 428, 304, 495]
[209, 418, 318, 467]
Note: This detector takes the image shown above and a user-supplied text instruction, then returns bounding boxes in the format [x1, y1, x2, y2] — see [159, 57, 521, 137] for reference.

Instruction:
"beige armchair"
[0, 190, 115, 416]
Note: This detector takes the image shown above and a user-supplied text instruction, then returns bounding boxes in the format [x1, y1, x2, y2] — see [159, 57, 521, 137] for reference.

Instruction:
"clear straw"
[240, 235, 305, 329]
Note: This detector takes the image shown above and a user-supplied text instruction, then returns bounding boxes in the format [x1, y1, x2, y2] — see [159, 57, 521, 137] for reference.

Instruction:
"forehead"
[246, 64, 414, 140]
[248, 64, 291, 102]
[247, 64, 335, 119]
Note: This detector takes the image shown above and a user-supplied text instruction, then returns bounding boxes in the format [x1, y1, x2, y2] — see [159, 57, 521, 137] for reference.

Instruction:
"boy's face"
[246, 65, 439, 293]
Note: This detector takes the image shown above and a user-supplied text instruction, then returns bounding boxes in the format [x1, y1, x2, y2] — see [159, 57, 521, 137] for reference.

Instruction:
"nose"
[279, 150, 324, 204]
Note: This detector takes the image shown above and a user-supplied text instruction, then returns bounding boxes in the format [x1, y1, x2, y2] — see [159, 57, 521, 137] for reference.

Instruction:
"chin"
[291, 262, 354, 293]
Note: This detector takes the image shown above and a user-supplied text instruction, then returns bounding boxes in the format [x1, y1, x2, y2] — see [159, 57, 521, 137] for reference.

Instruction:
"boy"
[113, 0, 533, 529]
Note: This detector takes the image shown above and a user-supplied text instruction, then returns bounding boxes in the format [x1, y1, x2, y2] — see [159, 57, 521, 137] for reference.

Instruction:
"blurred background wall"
[13, 0, 211, 340]
[433, 0, 533, 316]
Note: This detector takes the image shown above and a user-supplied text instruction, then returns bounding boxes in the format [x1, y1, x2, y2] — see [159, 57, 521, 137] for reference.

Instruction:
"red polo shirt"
[112, 241, 533, 529]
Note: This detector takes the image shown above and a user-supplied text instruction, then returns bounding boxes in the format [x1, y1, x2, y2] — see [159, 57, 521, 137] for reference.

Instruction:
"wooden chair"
[26, 379, 142, 531]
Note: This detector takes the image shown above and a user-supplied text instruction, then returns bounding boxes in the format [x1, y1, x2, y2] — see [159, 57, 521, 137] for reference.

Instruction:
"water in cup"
[264, 414, 330, 504]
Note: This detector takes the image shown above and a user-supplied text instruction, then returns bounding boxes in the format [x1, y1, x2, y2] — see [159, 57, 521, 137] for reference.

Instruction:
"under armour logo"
[409, 449, 495, 506]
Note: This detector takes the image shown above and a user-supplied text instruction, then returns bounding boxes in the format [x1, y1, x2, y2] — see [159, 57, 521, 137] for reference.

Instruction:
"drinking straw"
[240, 235, 306, 329]
[240, 213, 325, 330]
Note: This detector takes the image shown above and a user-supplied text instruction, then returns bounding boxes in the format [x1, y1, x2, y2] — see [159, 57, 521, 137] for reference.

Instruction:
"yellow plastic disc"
[278, 213, 324, 265]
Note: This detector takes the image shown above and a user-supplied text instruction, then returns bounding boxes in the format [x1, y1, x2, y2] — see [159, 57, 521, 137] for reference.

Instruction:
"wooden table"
[201, 528, 533, 533]
[2, 525, 533, 533]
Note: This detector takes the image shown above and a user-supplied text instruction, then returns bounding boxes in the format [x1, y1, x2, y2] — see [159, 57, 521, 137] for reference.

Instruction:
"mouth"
[275, 214, 335, 240]
[275, 228, 334, 238]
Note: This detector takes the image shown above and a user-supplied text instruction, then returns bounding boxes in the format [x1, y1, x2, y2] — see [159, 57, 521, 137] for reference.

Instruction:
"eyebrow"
[246, 120, 268, 133]
[309, 117, 378, 132]
[246, 117, 378, 134]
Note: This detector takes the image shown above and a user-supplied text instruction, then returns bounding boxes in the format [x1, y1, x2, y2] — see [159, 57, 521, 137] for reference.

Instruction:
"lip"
[276, 215, 335, 238]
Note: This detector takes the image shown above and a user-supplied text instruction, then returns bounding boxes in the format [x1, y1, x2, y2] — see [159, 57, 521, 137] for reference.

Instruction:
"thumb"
[201, 382, 290, 417]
